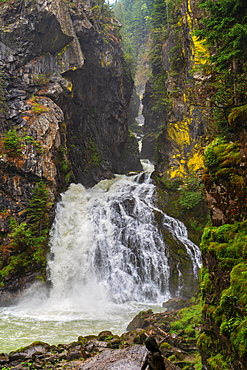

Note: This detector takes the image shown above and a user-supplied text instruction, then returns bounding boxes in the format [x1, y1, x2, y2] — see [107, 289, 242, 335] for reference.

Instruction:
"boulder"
[76, 345, 148, 370]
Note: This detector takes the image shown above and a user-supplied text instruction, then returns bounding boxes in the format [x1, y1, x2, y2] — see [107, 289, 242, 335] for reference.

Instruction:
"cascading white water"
[48, 164, 171, 305]
[47, 160, 201, 305]
[0, 161, 201, 352]
[161, 214, 201, 276]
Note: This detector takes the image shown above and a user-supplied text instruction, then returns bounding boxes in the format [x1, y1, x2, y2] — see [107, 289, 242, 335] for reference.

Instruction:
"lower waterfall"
[0, 162, 201, 352]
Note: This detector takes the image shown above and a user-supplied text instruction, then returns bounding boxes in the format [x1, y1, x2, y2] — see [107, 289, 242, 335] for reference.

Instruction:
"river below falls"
[0, 297, 165, 353]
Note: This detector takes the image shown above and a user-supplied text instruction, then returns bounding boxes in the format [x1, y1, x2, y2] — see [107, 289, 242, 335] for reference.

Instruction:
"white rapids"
[0, 161, 201, 352]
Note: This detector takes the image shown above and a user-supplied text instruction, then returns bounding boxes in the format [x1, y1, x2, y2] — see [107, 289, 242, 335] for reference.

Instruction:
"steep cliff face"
[142, 0, 205, 179]
[141, 0, 209, 246]
[141, 0, 247, 368]
[198, 115, 247, 369]
[0, 0, 141, 301]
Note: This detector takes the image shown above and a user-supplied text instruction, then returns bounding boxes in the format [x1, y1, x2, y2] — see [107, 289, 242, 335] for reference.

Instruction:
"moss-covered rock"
[198, 221, 247, 369]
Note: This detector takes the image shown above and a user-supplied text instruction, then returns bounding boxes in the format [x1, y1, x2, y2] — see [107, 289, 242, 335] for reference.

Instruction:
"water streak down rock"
[0, 0, 141, 300]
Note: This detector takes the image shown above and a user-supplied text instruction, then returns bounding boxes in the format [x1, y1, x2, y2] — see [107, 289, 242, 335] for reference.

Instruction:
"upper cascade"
[48, 166, 201, 304]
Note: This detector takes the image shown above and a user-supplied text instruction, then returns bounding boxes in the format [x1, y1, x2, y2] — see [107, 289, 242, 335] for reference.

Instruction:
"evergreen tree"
[113, 0, 153, 73]
[151, 0, 167, 28]
[27, 180, 51, 236]
[193, 0, 247, 132]
[196, 0, 247, 70]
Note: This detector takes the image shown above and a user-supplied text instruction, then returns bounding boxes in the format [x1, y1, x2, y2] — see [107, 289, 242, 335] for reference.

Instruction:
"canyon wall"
[142, 0, 205, 179]
[142, 0, 247, 368]
[0, 0, 141, 301]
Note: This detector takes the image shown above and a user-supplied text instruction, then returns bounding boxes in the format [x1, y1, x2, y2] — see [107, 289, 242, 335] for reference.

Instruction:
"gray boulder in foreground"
[76, 345, 148, 369]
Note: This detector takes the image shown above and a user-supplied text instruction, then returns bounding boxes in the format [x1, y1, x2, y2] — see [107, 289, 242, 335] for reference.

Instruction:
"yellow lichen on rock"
[166, 117, 192, 178]
[167, 119, 191, 147]
[192, 35, 208, 66]
[187, 149, 204, 173]
[169, 162, 188, 179]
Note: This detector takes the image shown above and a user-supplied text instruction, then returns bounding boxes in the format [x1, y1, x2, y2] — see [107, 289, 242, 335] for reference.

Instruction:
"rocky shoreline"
[0, 300, 200, 369]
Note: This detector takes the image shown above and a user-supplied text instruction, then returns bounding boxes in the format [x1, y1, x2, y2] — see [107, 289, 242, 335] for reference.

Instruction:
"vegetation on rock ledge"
[198, 221, 247, 368]
[0, 181, 52, 287]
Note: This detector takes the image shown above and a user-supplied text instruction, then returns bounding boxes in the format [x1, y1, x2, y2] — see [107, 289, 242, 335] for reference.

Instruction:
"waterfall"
[47, 163, 201, 305]
[0, 162, 202, 352]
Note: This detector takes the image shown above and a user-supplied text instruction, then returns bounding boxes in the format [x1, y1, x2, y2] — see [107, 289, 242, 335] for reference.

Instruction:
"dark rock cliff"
[142, 0, 205, 179]
[141, 0, 209, 252]
[142, 0, 247, 368]
[0, 0, 141, 301]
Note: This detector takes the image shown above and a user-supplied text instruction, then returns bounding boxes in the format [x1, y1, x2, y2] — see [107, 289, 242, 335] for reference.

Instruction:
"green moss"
[200, 267, 213, 297]
[207, 354, 230, 370]
[170, 304, 202, 338]
[197, 332, 214, 352]
[32, 102, 48, 115]
[228, 104, 247, 128]
[160, 342, 171, 349]
[85, 138, 102, 169]
[199, 220, 247, 365]
[215, 167, 231, 179]
[204, 137, 242, 180]
[155, 174, 209, 245]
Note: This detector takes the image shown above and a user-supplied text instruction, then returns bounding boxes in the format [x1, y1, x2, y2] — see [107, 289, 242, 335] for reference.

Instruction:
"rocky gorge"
[0, 0, 142, 301]
[0, 298, 200, 370]
[0, 0, 247, 369]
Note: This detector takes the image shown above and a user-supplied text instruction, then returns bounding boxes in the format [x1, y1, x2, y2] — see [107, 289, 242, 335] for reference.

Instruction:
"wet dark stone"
[76, 345, 148, 370]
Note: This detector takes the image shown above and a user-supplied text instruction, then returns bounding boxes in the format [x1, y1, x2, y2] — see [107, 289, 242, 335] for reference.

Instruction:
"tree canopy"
[195, 0, 247, 70]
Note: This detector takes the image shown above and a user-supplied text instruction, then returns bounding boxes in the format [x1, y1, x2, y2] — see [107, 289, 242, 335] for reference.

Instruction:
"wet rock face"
[0, 0, 140, 298]
[0, 0, 140, 187]
[142, 0, 206, 178]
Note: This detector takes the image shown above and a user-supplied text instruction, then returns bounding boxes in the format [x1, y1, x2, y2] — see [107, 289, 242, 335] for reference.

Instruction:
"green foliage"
[170, 304, 202, 338]
[160, 177, 183, 191]
[3, 129, 43, 157]
[4, 129, 23, 156]
[151, 0, 167, 28]
[27, 181, 51, 234]
[59, 146, 71, 176]
[32, 73, 50, 86]
[113, 0, 153, 74]
[179, 177, 204, 210]
[204, 137, 242, 179]
[0, 181, 51, 283]
[168, 40, 185, 74]
[86, 139, 101, 168]
[199, 220, 247, 366]
[32, 102, 48, 115]
[150, 72, 171, 115]
[228, 104, 247, 129]
[193, 1, 247, 136]
[24, 135, 42, 153]
[207, 354, 230, 370]
[195, 0, 247, 70]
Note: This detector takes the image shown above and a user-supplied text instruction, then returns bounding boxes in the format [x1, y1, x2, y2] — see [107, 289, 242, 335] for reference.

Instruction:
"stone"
[76, 345, 148, 370]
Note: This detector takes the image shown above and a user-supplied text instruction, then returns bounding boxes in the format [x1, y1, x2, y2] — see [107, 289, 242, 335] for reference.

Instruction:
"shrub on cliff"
[3, 129, 23, 156]
[0, 181, 52, 285]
